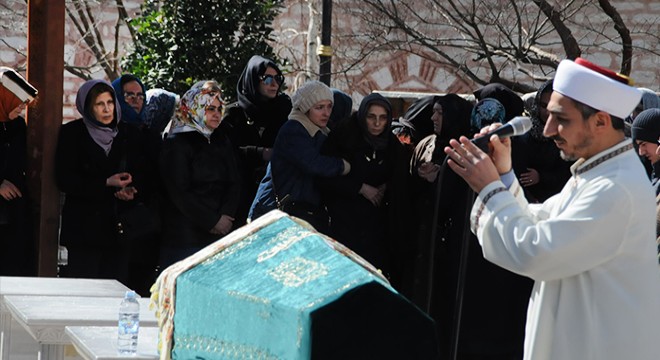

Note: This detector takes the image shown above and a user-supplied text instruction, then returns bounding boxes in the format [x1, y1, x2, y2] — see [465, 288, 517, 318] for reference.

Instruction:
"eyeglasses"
[123, 92, 145, 102]
[259, 74, 285, 86]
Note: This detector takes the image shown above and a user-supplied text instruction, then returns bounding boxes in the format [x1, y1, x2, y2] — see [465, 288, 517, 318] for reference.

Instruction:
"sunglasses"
[259, 74, 285, 86]
[123, 92, 145, 101]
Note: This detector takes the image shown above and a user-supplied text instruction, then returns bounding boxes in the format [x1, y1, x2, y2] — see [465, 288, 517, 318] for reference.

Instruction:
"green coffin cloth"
[168, 211, 437, 359]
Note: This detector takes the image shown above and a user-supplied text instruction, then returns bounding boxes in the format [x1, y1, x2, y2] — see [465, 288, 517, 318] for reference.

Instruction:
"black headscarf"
[329, 88, 353, 129]
[435, 93, 473, 144]
[357, 93, 393, 150]
[529, 79, 554, 141]
[474, 83, 524, 122]
[399, 95, 436, 145]
[236, 55, 292, 124]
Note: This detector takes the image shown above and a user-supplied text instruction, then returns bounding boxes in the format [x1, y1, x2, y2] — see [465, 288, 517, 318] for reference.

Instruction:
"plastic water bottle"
[118, 290, 140, 355]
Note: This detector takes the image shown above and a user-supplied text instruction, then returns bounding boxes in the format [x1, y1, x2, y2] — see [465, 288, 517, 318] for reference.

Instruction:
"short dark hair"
[571, 98, 625, 130]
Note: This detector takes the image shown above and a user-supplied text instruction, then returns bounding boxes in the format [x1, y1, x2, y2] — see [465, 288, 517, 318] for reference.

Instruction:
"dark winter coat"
[159, 131, 240, 248]
[249, 117, 346, 221]
[511, 134, 572, 203]
[56, 119, 153, 281]
[408, 93, 532, 358]
[220, 55, 292, 226]
[512, 79, 572, 203]
[0, 117, 33, 275]
[320, 110, 410, 276]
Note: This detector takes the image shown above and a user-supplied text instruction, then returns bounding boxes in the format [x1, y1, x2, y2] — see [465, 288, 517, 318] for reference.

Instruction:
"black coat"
[0, 117, 34, 275]
[320, 115, 411, 279]
[219, 96, 291, 226]
[409, 134, 533, 359]
[512, 133, 572, 203]
[56, 119, 154, 281]
[159, 131, 240, 248]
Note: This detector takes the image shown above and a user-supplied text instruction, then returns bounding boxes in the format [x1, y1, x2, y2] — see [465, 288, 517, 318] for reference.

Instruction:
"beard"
[553, 132, 594, 162]
[559, 150, 578, 161]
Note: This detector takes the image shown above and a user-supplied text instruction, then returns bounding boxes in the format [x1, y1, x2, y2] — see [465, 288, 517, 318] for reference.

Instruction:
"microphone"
[471, 116, 533, 151]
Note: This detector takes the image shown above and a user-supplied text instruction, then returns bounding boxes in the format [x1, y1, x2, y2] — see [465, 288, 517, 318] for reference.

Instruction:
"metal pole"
[318, 0, 332, 86]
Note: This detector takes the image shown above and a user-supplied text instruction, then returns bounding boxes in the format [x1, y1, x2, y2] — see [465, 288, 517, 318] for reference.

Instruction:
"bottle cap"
[125, 290, 137, 299]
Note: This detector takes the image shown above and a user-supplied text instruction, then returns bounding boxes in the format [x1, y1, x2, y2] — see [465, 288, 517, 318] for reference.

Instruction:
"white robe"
[471, 140, 660, 360]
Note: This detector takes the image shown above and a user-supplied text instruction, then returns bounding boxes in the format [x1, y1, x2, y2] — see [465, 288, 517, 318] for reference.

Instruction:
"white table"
[3, 295, 156, 360]
[0, 277, 131, 360]
[66, 326, 159, 360]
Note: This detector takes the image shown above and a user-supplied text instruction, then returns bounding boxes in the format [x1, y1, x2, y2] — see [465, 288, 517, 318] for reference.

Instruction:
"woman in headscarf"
[56, 79, 153, 284]
[249, 80, 349, 233]
[327, 88, 353, 129]
[409, 93, 532, 359]
[633, 88, 660, 120]
[512, 79, 572, 203]
[396, 95, 437, 147]
[407, 94, 473, 304]
[473, 83, 525, 122]
[319, 93, 409, 276]
[111, 74, 148, 128]
[470, 98, 506, 131]
[159, 83, 240, 268]
[221, 55, 292, 227]
[144, 88, 179, 137]
[0, 83, 33, 276]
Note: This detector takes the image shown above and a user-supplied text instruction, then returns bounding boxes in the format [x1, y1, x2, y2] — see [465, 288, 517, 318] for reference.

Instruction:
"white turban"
[553, 58, 642, 119]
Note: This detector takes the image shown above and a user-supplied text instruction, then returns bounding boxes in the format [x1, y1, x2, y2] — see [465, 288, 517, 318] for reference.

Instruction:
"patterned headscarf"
[470, 98, 505, 130]
[169, 86, 224, 138]
[474, 83, 524, 122]
[529, 79, 554, 140]
[145, 88, 179, 135]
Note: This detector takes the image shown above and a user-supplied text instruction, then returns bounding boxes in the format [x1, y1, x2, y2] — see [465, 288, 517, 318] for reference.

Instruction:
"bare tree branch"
[532, 0, 581, 59]
[115, 0, 137, 43]
[597, 0, 632, 75]
[1, 38, 26, 58]
[64, 65, 92, 80]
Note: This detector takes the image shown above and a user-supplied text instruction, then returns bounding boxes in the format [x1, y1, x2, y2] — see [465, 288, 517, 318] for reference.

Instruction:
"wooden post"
[26, 0, 66, 277]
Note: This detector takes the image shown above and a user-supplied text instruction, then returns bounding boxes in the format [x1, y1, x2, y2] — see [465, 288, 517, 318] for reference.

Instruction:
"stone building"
[0, 0, 658, 120]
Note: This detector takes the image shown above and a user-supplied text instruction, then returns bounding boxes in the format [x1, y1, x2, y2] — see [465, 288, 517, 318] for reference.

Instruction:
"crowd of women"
[2, 54, 659, 359]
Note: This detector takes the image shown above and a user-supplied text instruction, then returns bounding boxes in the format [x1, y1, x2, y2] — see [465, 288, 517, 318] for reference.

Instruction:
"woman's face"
[538, 91, 551, 124]
[431, 102, 443, 134]
[307, 100, 333, 128]
[92, 92, 115, 125]
[204, 97, 223, 131]
[258, 67, 282, 100]
[365, 104, 388, 136]
[122, 80, 145, 113]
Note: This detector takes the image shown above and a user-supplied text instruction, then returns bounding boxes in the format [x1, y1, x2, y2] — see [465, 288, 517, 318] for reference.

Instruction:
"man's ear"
[593, 111, 611, 129]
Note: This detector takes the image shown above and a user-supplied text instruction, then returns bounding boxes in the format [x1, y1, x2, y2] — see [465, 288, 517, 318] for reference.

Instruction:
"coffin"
[151, 210, 438, 360]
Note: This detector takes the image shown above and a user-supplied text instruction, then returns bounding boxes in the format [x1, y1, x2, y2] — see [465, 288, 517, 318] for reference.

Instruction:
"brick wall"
[0, 0, 658, 121]
[272, 0, 659, 106]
